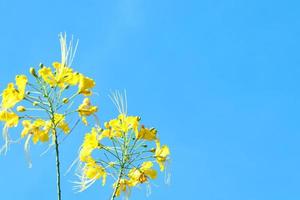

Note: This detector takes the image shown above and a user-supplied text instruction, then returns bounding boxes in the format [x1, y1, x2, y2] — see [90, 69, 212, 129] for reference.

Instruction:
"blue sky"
[0, 0, 300, 199]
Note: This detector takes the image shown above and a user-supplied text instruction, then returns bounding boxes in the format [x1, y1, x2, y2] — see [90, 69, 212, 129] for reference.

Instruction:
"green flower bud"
[62, 98, 69, 104]
[29, 67, 38, 77]
[150, 148, 156, 153]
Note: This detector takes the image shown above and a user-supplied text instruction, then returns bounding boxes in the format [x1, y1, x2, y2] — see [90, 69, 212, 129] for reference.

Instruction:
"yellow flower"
[1, 75, 28, 109]
[21, 119, 50, 144]
[73, 161, 107, 192]
[53, 113, 70, 133]
[113, 179, 131, 197]
[82, 128, 100, 149]
[38, 67, 56, 87]
[154, 141, 170, 171]
[128, 161, 157, 186]
[79, 146, 94, 163]
[78, 74, 95, 96]
[118, 114, 139, 134]
[39, 63, 80, 88]
[80, 128, 100, 163]
[101, 114, 140, 139]
[100, 120, 122, 139]
[78, 98, 98, 125]
[84, 161, 106, 181]
[15, 75, 28, 99]
[52, 62, 80, 87]
[136, 126, 157, 141]
[0, 110, 19, 127]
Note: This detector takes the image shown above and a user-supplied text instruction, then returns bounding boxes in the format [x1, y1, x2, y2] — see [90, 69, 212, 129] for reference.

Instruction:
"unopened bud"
[104, 122, 110, 129]
[83, 98, 91, 105]
[108, 162, 116, 167]
[29, 67, 37, 77]
[142, 144, 148, 148]
[64, 85, 70, 90]
[26, 91, 31, 95]
[150, 148, 156, 153]
[17, 106, 26, 112]
[33, 101, 39, 106]
[62, 98, 69, 104]
[39, 63, 44, 68]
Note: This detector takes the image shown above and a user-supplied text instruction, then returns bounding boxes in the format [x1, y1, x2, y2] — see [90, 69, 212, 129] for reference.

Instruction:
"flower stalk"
[54, 128, 62, 200]
[110, 167, 125, 200]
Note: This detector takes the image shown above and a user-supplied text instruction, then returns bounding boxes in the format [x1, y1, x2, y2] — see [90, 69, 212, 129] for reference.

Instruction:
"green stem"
[110, 167, 124, 200]
[54, 128, 62, 200]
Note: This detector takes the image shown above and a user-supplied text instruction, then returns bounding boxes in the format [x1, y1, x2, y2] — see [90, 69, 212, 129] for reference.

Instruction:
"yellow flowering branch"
[0, 33, 99, 200]
[74, 92, 171, 199]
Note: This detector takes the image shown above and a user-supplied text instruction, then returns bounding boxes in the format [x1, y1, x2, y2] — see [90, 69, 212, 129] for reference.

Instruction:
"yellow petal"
[0, 110, 19, 127]
[78, 74, 95, 96]
[15, 75, 27, 98]
[38, 67, 56, 86]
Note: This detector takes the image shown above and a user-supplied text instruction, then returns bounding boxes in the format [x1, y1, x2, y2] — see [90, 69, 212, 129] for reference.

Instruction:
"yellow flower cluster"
[75, 104, 170, 199]
[0, 34, 98, 165]
[38, 62, 95, 96]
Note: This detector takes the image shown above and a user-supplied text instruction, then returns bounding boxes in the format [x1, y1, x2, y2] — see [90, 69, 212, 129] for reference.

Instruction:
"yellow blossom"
[79, 146, 94, 163]
[21, 119, 50, 144]
[38, 67, 56, 87]
[52, 62, 80, 87]
[0, 110, 19, 127]
[39, 63, 79, 88]
[101, 114, 139, 139]
[79, 128, 100, 163]
[78, 98, 98, 125]
[128, 161, 157, 186]
[82, 128, 100, 149]
[154, 140, 170, 171]
[118, 114, 139, 134]
[15, 75, 28, 99]
[1, 75, 28, 109]
[136, 126, 157, 141]
[83, 161, 107, 185]
[78, 74, 95, 96]
[113, 179, 131, 197]
[53, 113, 70, 133]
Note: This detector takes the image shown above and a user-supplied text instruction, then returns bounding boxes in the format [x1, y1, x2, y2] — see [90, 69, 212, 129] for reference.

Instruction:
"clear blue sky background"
[0, 0, 300, 199]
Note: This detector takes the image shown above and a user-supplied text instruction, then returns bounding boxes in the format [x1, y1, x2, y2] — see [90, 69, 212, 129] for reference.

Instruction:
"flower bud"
[17, 106, 26, 112]
[142, 144, 148, 148]
[64, 85, 70, 90]
[29, 67, 37, 77]
[62, 98, 69, 104]
[108, 162, 116, 167]
[39, 63, 44, 68]
[83, 98, 91, 105]
[33, 101, 39, 106]
[150, 148, 156, 153]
